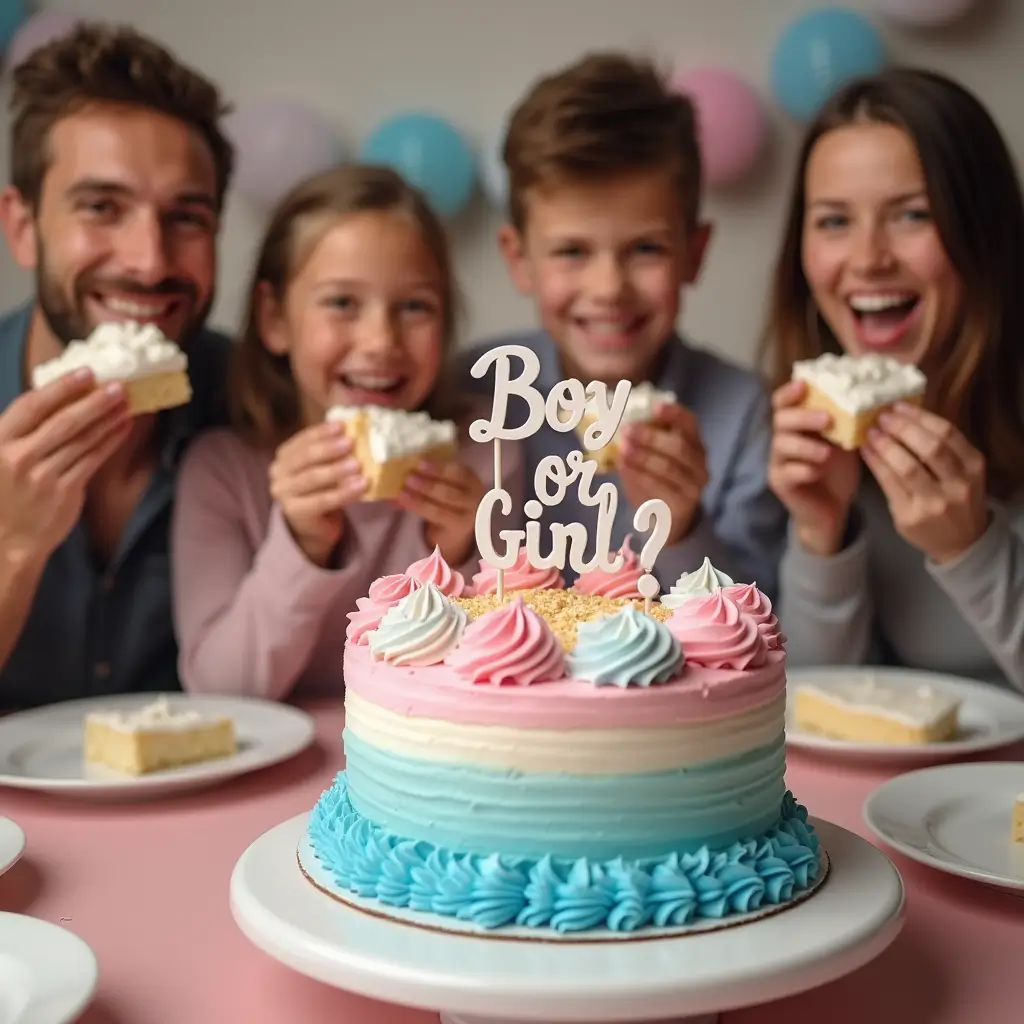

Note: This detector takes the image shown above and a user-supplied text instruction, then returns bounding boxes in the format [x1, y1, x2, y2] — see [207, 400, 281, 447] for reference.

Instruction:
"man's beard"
[35, 253, 213, 350]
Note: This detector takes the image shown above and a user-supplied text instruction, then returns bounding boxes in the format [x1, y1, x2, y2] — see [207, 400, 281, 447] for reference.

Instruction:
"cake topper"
[470, 344, 672, 611]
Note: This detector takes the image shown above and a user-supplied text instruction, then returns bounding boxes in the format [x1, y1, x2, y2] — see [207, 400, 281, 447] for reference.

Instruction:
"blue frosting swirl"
[307, 774, 822, 934]
[567, 605, 683, 687]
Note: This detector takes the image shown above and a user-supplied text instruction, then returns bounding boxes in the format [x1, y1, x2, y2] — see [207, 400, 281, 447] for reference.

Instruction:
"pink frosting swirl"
[445, 596, 565, 685]
[573, 533, 644, 599]
[722, 582, 786, 650]
[471, 549, 565, 594]
[666, 591, 769, 670]
[346, 574, 423, 644]
[406, 545, 466, 597]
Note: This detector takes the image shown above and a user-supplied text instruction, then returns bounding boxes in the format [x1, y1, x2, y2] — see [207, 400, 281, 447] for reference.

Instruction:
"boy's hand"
[618, 401, 708, 544]
[397, 459, 486, 567]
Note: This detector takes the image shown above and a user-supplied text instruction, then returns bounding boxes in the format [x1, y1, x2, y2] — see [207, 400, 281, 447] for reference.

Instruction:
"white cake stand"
[229, 815, 903, 1024]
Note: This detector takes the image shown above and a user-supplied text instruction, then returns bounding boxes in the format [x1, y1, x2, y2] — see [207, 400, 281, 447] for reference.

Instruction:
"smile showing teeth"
[341, 373, 405, 392]
[848, 293, 917, 313]
[98, 296, 174, 318]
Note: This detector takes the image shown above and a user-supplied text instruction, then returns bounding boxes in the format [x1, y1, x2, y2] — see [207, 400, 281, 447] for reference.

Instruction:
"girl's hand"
[269, 422, 366, 567]
[397, 459, 486, 566]
[768, 380, 861, 556]
[618, 401, 709, 544]
[861, 403, 988, 564]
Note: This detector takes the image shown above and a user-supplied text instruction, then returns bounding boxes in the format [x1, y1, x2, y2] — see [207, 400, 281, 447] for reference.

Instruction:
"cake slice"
[793, 675, 960, 745]
[577, 382, 675, 472]
[32, 320, 191, 415]
[1013, 795, 1024, 844]
[325, 405, 457, 501]
[84, 697, 236, 775]
[791, 352, 926, 450]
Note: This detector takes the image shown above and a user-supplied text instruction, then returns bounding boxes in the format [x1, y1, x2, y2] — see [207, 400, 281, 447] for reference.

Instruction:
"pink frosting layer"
[406, 545, 466, 597]
[572, 533, 644, 600]
[472, 549, 565, 594]
[444, 596, 565, 686]
[667, 591, 769, 670]
[344, 642, 785, 729]
[346, 574, 423, 645]
[721, 583, 786, 650]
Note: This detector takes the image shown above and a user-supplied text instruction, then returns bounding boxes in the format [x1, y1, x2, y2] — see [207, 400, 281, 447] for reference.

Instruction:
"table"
[1, 700, 1021, 1024]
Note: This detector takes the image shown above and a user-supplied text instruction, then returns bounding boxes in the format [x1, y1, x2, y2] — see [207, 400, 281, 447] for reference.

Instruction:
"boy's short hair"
[503, 52, 702, 231]
[9, 22, 234, 209]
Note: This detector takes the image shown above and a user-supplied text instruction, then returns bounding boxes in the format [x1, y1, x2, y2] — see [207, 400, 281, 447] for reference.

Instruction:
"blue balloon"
[0, 0, 27, 53]
[360, 112, 477, 219]
[770, 8, 886, 122]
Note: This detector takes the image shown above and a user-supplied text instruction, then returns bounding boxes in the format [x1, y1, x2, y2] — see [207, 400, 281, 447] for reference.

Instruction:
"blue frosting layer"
[308, 774, 822, 933]
[344, 729, 787, 860]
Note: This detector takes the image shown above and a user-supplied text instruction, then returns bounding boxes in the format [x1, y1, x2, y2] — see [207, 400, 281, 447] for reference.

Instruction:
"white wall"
[0, 0, 1018, 367]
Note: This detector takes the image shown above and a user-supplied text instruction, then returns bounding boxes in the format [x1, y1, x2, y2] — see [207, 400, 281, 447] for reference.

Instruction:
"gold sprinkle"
[454, 588, 672, 651]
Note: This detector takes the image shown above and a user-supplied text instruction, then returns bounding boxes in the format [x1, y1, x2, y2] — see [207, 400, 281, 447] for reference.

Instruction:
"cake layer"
[309, 773, 822, 933]
[345, 690, 786, 776]
[342, 642, 786, 729]
[343, 730, 787, 860]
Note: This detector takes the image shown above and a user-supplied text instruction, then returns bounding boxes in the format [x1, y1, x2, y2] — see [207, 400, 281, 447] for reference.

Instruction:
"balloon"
[361, 112, 476, 219]
[873, 0, 976, 26]
[770, 8, 886, 122]
[671, 68, 768, 187]
[5, 9, 79, 68]
[227, 98, 346, 209]
[479, 123, 509, 210]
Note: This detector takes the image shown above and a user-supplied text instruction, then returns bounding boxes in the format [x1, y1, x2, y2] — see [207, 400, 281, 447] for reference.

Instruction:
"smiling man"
[0, 24, 234, 709]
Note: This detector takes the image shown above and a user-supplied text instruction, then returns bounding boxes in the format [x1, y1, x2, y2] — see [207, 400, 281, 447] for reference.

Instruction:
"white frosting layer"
[32, 321, 187, 387]
[86, 697, 226, 733]
[326, 405, 456, 462]
[797, 677, 960, 728]
[792, 352, 926, 414]
[346, 690, 785, 775]
[585, 381, 675, 424]
[662, 557, 735, 610]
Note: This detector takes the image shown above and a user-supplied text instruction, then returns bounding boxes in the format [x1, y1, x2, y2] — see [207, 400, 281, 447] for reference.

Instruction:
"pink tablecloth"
[1, 700, 1021, 1024]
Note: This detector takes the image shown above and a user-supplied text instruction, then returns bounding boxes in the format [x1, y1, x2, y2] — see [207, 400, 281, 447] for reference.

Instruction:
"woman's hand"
[861, 403, 988, 564]
[269, 422, 366, 567]
[768, 379, 861, 556]
[397, 459, 486, 566]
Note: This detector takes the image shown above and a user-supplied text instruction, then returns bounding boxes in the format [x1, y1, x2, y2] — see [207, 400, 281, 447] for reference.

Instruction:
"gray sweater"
[779, 478, 1024, 693]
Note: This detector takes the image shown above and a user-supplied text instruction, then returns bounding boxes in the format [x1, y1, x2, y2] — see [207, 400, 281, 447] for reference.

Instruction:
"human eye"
[400, 296, 439, 318]
[551, 242, 586, 259]
[77, 197, 120, 222]
[899, 206, 932, 224]
[631, 239, 668, 257]
[324, 294, 357, 312]
[813, 212, 848, 230]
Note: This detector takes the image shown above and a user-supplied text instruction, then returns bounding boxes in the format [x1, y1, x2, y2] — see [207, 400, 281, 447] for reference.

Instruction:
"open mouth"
[338, 372, 408, 400]
[848, 292, 920, 350]
[572, 314, 649, 348]
[89, 293, 181, 326]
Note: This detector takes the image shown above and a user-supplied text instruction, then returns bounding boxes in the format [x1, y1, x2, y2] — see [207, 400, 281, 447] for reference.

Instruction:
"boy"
[460, 52, 785, 597]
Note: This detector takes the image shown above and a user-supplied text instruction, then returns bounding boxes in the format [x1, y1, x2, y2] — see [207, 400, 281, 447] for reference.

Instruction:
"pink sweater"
[171, 421, 522, 700]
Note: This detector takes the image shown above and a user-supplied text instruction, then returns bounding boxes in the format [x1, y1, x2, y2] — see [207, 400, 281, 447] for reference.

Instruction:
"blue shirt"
[458, 330, 785, 600]
[0, 304, 231, 711]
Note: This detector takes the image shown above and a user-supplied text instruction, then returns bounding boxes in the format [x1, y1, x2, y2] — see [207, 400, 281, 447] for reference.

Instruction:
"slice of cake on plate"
[793, 674, 960, 745]
[325, 405, 457, 501]
[791, 352, 926, 450]
[84, 697, 236, 775]
[32, 321, 191, 414]
[577, 382, 674, 472]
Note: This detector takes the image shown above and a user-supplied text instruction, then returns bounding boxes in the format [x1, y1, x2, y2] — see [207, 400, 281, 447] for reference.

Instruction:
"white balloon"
[874, 0, 977, 27]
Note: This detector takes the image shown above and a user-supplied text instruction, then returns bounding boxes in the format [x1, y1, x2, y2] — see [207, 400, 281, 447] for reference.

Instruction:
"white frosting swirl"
[326, 405, 456, 462]
[32, 321, 186, 387]
[792, 352, 925, 414]
[585, 381, 674, 424]
[368, 582, 467, 666]
[661, 557, 735, 610]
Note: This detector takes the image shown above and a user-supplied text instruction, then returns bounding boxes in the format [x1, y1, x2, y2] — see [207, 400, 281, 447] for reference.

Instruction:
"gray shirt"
[459, 330, 786, 599]
[0, 303, 231, 711]
[780, 477, 1024, 692]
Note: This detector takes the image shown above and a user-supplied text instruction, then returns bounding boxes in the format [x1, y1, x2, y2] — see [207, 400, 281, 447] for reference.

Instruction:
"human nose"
[355, 305, 401, 356]
[118, 209, 170, 285]
[584, 252, 627, 302]
[850, 221, 895, 275]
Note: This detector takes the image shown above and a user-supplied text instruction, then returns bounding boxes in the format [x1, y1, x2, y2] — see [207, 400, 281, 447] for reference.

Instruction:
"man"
[0, 23, 235, 709]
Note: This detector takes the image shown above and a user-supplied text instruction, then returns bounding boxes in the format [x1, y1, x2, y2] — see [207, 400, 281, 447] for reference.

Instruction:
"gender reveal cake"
[32, 320, 191, 415]
[305, 549, 823, 937]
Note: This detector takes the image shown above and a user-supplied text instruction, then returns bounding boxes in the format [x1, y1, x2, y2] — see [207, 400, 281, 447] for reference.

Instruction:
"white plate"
[0, 819, 25, 879]
[0, 912, 97, 1024]
[863, 761, 1024, 892]
[0, 693, 315, 800]
[786, 666, 1024, 763]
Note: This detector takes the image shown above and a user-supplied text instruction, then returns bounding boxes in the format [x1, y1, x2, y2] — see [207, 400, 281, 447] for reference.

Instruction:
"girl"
[172, 164, 521, 699]
[763, 67, 1024, 691]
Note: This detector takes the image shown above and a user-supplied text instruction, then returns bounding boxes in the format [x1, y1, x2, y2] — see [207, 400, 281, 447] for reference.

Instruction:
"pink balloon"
[873, 0, 976, 26]
[6, 11, 81, 69]
[671, 68, 768, 187]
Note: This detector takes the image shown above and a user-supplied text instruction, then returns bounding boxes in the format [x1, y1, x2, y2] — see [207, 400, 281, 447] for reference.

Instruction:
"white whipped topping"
[585, 381, 675, 424]
[32, 321, 187, 388]
[661, 557, 735, 610]
[325, 405, 456, 462]
[86, 697, 225, 733]
[798, 676, 960, 728]
[792, 352, 926, 414]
